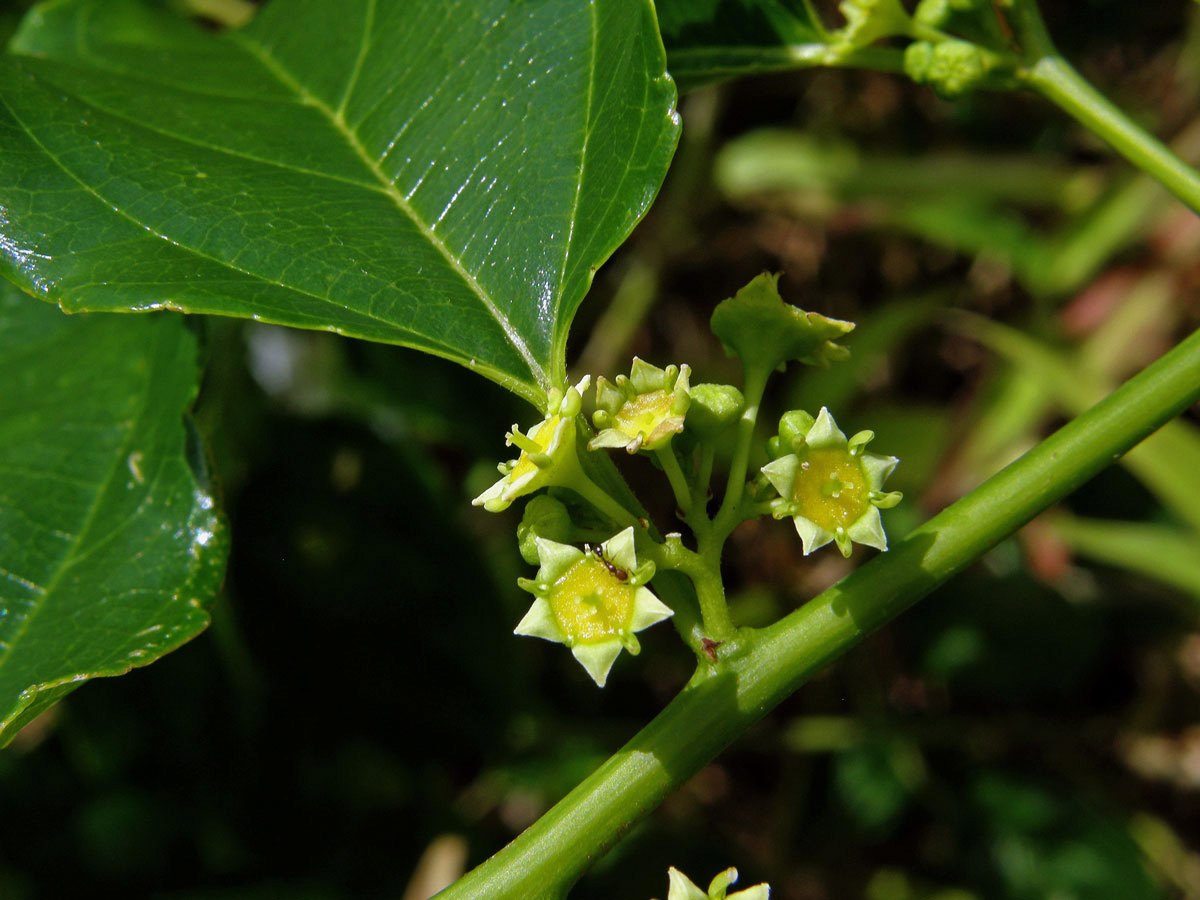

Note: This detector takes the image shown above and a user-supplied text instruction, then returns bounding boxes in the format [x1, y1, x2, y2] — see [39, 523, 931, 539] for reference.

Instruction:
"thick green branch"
[437, 326, 1200, 900]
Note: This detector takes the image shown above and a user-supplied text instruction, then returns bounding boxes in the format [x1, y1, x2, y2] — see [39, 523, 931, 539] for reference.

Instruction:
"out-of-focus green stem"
[438, 327, 1200, 900]
[715, 363, 769, 537]
[1021, 55, 1200, 214]
[1006, 0, 1200, 214]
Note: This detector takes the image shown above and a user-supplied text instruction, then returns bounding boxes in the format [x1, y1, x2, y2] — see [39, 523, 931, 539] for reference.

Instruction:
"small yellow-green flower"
[653, 866, 769, 900]
[515, 527, 671, 687]
[761, 407, 901, 557]
[472, 376, 590, 513]
[590, 358, 690, 454]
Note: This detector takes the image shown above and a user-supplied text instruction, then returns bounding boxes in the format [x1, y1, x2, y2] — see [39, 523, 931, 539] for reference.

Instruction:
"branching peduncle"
[656, 446, 693, 516]
[715, 363, 770, 537]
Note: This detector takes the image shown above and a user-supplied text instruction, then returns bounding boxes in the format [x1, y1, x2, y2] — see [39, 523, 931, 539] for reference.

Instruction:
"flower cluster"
[472, 276, 904, 687]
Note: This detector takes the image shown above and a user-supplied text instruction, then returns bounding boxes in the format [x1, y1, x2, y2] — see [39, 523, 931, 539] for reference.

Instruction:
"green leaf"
[656, 0, 833, 92]
[0, 0, 680, 405]
[0, 288, 226, 746]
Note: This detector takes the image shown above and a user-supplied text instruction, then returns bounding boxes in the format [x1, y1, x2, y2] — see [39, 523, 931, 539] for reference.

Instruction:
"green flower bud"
[473, 376, 591, 513]
[590, 358, 691, 454]
[653, 867, 770, 900]
[761, 407, 902, 557]
[710, 273, 854, 375]
[777, 409, 817, 449]
[687, 383, 745, 439]
[904, 39, 1012, 97]
[766, 410, 817, 460]
[514, 527, 671, 687]
[517, 495, 575, 565]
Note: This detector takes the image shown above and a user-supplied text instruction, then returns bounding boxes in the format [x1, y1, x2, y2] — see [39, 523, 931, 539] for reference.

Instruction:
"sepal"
[710, 273, 853, 375]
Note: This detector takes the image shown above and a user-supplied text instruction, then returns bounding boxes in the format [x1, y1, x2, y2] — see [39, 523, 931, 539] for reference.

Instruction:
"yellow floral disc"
[551, 556, 635, 643]
[790, 448, 870, 532]
[613, 390, 674, 441]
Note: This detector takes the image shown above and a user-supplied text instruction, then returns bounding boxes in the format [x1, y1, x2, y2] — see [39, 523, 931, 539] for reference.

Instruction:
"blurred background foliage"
[3, 0, 1200, 898]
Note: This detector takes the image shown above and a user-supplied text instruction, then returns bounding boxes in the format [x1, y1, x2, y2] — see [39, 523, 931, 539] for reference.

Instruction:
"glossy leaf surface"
[0, 287, 226, 746]
[1, 0, 680, 404]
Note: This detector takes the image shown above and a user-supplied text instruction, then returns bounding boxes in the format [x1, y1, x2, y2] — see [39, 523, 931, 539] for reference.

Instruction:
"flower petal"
[793, 514, 834, 555]
[861, 451, 900, 489]
[761, 454, 800, 499]
[804, 406, 847, 449]
[630, 587, 673, 631]
[602, 526, 638, 571]
[846, 504, 888, 551]
[588, 427, 634, 451]
[571, 641, 623, 687]
[534, 537, 584, 581]
[513, 598, 561, 642]
[666, 867, 708, 900]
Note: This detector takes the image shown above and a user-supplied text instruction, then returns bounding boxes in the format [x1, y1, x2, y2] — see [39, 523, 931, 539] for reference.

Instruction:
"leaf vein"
[228, 29, 549, 393]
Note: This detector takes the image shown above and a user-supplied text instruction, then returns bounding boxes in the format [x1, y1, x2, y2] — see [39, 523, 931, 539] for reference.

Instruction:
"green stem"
[691, 546, 735, 642]
[437, 327, 1200, 900]
[656, 446, 693, 516]
[654, 534, 735, 642]
[569, 471, 642, 532]
[696, 444, 715, 510]
[715, 363, 770, 534]
[1019, 55, 1200, 214]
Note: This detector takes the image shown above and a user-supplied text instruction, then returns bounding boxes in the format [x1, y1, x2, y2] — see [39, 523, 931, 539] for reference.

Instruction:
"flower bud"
[687, 383, 745, 439]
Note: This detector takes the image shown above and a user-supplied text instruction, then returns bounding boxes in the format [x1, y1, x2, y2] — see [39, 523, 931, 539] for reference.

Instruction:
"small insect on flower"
[586, 542, 629, 581]
[515, 527, 671, 687]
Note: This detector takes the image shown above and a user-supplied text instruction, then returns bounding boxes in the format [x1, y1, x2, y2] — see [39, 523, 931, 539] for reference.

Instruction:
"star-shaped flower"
[653, 866, 769, 900]
[589, 358, 691, 454]
[472, 376, 590, 513]
[761, 407, 901, 557]
[515, 527, 672, 687]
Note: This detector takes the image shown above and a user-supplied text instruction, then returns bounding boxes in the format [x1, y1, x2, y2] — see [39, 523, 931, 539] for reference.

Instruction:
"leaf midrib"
[228, 27, 551, 396]
[0, 322, 160, 684]
[0, 83, 483, 371]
